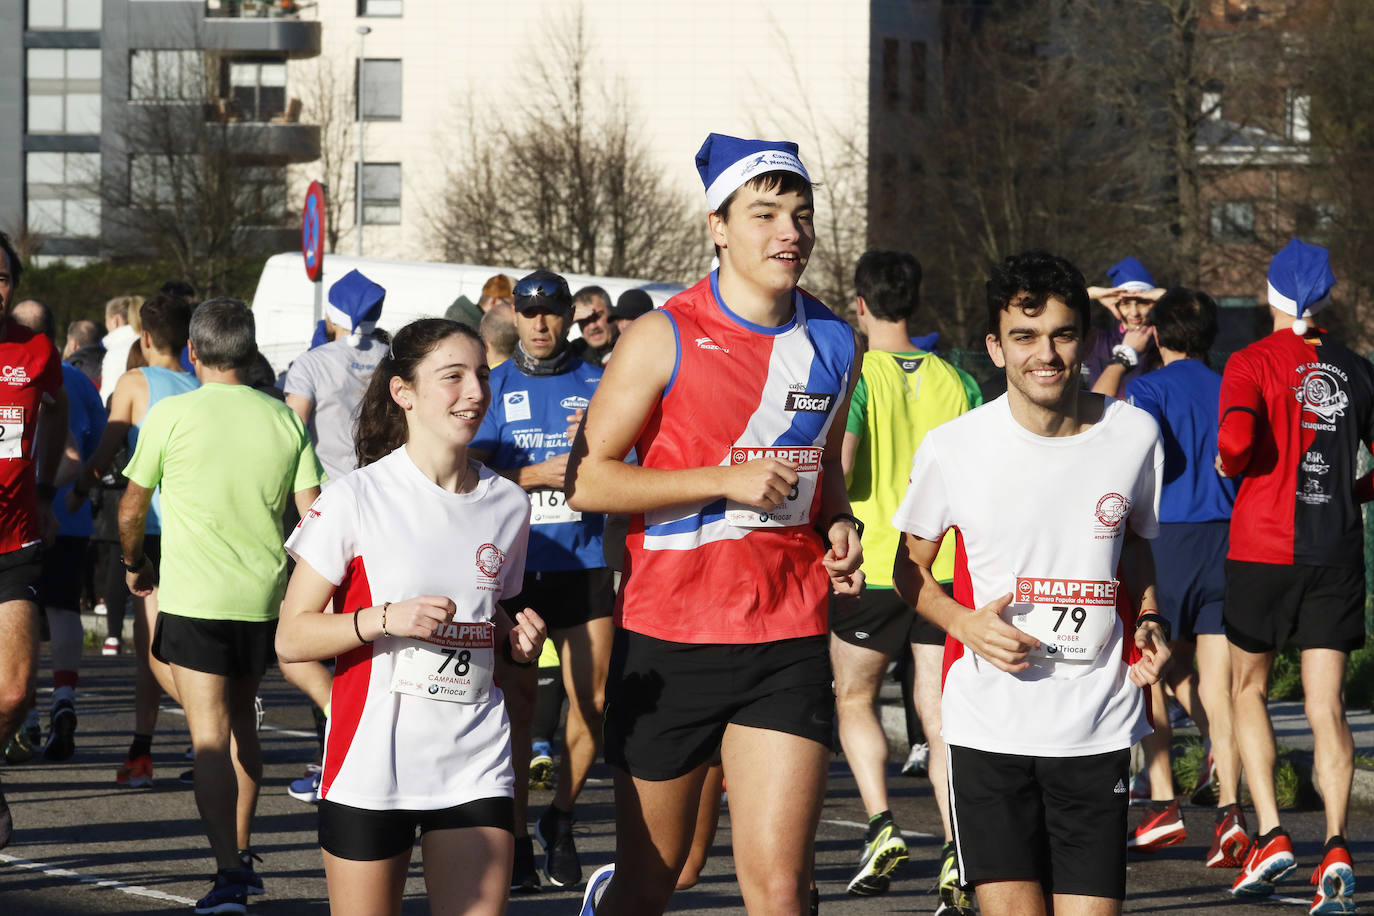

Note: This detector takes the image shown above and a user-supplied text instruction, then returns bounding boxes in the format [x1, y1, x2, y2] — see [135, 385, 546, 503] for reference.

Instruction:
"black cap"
[513, 270, 572, 315]
[611, 288, 654, 321]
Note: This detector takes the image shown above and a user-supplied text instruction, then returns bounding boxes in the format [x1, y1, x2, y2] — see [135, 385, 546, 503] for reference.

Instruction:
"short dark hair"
[855, 250, 922, 324]
[139, 293, 193, 355]
[66, 318, 102, 350]
[0, 231, 22, 292]
[714, 170, 814, 219]
[572, 286, 611, 310]
[986, 250, 1091, 337]
[160, 279, 197, 303]
[189, 297, 257, 370]
[1149, 287, 1217, 359]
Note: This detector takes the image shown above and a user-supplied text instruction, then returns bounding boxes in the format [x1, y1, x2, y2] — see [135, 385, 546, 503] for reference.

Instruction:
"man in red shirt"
[0, 231, 69, 848]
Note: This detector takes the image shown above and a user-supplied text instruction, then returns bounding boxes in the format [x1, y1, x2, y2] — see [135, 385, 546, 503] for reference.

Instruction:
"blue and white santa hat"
[1106, 256, 1155, 293]
[695, 133, 810, 212]
[1268, 238, 1335, 335]
[326, 269, 385, 347]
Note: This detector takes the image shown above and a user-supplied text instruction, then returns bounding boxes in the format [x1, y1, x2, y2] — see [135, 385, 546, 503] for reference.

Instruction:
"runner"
[0, 233, 68, 847]
[830, 249, 980, 907]
[470, 270, 610, 891]
[891, 249, 1169, 916]
[1217, 239, 1373, 913]
[276, 317, 545, 916]
[565, 132, 863, 916]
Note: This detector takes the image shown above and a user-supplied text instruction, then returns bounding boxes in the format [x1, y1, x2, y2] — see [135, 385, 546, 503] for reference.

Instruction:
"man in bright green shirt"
[119, 298, 322, 912]
[833, 251, 980, 908]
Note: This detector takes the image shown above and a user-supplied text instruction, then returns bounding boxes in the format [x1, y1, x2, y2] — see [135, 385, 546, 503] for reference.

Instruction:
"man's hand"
[126, 559, 157, 597]
[722, 459, 798, 513]
[1129, 620, 1171, 687]
[949, 593, 1040, 673]
[822, 518, 863, 595]
[565, 409, 584, 444]
[1121, 324, 1156, 354]
[1214, 452, 1231, 478]
[533, 454, 570, 489]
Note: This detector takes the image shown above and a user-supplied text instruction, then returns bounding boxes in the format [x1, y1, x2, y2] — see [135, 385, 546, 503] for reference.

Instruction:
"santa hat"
[326, 269, 385, 347]
[1106, 256, 1155, 293]
[695, 133, 810, 212]
[1267, 238, 1335, 335]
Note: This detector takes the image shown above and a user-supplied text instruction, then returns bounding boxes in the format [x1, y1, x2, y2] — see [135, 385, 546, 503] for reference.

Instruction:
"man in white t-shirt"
[891, 250, 1170, 916]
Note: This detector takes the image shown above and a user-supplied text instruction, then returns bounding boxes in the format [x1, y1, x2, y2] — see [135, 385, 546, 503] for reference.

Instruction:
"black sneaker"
[511, 835, 541, 893]
[237, 849, 265, 896]
[179, 768, 196, 785]
[536, 804, 582, 888]
[194, 867, 247, 915]
[42, 699, 77, 762]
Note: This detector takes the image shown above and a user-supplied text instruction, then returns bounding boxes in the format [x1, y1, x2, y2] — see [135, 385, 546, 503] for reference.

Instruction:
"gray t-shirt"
[283, 336, 387, 484]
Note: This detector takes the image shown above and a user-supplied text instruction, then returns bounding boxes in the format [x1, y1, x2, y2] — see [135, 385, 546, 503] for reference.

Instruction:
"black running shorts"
[603, 629, 834, 781]
[37, 536, 88, 612]
[831, 585, 943, 654]
[948, 744, 1130, 899]
[0, 544, 42, 605]
[1223, 559, 1365, 654]
[511, 568, 614, 632]
[318, 796, 514, 861]
[1152, 521, 1228, 640]
[152, 613, 277, 678]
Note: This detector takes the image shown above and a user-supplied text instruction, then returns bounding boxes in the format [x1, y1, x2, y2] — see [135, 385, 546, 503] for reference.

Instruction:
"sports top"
[893, 395, 1162, 757]
[1218, 328, 1374, 568]
[286, 448, 530, 810]
[618, 272, 855, 644]
[283, 335, 388, 484]
[123, 383, 323, 621]
[128, 366, 200, 534]
[846, 350, 981, 587]
[472, 356, 605, 572]
[0, 319, 63, 554]
[1125, 359, 1235, 524]
[54, 363, 106, 539]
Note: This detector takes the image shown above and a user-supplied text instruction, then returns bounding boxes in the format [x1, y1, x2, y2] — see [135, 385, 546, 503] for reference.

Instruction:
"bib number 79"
[1051, 606, 1087, 634]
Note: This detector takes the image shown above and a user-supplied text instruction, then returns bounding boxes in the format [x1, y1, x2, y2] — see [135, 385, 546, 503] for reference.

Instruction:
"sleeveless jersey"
[129, 366, 200, 534]
[847, 350, 979, 588]
[0, 320, 63, 554]
[618, 272, 855, 644]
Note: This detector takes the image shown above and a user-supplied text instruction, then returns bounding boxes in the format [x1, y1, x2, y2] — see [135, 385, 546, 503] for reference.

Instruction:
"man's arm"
[1216, 354, 1260, 477]
[565, 312, 797, 514]
[118, 481, 156, 596]
[294, 485, 321, 518]
[285, 392, 314, 427]
[36, 387, 68, 489]
[470, 448, 570, 491]
[71, 371, 140, 505]
[1119, 529, 1170, 686]
[817, 346, 864, 590]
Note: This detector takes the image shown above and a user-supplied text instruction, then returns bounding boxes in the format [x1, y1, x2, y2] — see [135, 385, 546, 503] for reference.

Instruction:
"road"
[0, 652, 1368, 914]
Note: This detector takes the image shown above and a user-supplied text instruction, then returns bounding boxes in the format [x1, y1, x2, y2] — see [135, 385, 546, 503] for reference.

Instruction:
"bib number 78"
[437, 649, 472, 676]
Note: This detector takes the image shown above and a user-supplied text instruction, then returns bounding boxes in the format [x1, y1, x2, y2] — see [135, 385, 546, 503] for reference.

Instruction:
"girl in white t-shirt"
[277, 318, 545, 916]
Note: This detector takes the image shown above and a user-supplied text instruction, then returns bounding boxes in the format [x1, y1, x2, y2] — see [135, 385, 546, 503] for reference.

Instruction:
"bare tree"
[292, 54, 355, 254]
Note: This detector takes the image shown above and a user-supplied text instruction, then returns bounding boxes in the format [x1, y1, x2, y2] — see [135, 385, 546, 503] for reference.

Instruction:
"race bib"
[530, 488, 581, 525]
[0, 406, 23, 459]
[390, 621, 495, 704]
[724, 446, 822, 528]
[1007, 576, 1119, 665]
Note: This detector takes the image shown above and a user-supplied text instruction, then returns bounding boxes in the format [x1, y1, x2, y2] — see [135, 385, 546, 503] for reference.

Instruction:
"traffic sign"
[302, 180, 326, 282]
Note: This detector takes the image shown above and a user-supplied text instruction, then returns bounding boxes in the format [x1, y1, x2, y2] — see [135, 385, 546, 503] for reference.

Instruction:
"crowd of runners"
[0, 130, 1369, 916]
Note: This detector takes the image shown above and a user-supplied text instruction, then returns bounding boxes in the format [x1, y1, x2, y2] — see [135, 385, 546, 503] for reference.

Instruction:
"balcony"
[201, 1, 321, 58]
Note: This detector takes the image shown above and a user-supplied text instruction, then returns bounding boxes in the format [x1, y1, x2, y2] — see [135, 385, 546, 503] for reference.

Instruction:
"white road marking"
[821, 818, 936, 839]
[160, 705, 317, 739]
[0, 853, 197, 905]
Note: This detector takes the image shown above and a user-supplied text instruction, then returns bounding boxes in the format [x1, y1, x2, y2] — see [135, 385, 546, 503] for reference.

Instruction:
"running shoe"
[935, 840, 975, 915]
[0, 778, 11, 850]
[810, 884, 819, 915]
[254, 695, 265, 732]
[530, 740, 555, 791]
[4, 728, 36, 765]
[1127, 769, 1151, 806]
[1189, 750, 1217, 806]
[1205, 804, 1250, 868]
[846, 812, 908, 896]
[1127, 800, 1187, 852]
[42, 698, 77, 762]
[536, 803, 582, 887]
[195, 868, 247, 915]
[579, 863, 614, 916]
[102, 636, 120, 656]
[93, 600, 107, 616]
[1232, 827, 1297, 897]
[900, 742, 930, 778]
[115, 753, 154, 788]
[1309, 838, 1356, 915]
[287, 770, 320, 804]
[238, 849, 265, 897]
[511, 835, 541, 893]
[179, 768, 196, 785]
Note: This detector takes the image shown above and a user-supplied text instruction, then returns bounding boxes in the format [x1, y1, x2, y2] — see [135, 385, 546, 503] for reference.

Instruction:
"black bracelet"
[1135, 611, 1171, 643]
[353, 608, 371, 645]
[122, 555, 146, 573]
[829, 512, 864, 539]
[501, 639, 535, 668]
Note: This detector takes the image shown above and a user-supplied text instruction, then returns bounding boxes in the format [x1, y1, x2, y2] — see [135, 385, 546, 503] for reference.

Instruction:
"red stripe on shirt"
[319, 556, 374, 801]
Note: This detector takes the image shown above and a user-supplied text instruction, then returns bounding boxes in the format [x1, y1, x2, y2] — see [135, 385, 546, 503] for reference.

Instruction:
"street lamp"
[355, 24, 371, 257]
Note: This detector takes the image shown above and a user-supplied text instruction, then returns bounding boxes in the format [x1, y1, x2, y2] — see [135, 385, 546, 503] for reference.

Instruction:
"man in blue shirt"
[471, 270, 610, 892]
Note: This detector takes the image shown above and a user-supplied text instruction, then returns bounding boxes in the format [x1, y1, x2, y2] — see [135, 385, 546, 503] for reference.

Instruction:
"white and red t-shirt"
[286, 447, 531, 810]
[0, 319, 63, 554]
[893, 395, 1163, 757]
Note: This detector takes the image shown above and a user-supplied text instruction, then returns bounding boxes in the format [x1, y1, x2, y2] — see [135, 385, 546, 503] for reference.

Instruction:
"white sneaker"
[580, 863, 614, 915]
[102, 637, 120, 656]
[93, 601, 107, 617]
[901, 742, 930, 778]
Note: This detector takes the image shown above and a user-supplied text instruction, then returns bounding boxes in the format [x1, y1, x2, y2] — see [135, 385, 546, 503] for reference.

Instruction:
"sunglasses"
[514, 276, 570, 301]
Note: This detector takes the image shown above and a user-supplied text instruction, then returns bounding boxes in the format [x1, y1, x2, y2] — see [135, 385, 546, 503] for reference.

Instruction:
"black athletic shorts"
[949, 744, 1130, 899]
[318, 796, 514, 861]
[152, 613, 277, 678]
[831, 585, 943, 653]
[512, 568, 614, 632]
[1224, 559, 1365, 654]
[1152, 521, 1228, 640]
[0, 544, 42, 605]
[603, 629, 834, 781]
[37, 536, 88, 612]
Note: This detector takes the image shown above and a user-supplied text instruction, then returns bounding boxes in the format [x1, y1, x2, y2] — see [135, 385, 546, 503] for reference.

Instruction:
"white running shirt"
[893, 395, 1164, 757]
[286, 446, 531, 809]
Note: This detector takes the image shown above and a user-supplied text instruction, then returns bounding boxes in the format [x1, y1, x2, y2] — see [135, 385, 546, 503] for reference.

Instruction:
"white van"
[248, 252, 686, 373]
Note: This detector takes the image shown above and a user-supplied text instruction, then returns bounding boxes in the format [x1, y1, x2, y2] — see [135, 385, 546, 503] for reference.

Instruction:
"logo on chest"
[1, 365, 30, 387]
[1093, 493, 1130, 538]
[475, 543, 506, 591]
[695, 336, 730, 354]
[504, 390, 531, 422]
[784, 390, 835, 413]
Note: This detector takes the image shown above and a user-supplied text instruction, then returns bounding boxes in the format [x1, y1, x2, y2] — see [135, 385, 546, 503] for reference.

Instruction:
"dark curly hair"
[986, 250, 1091, 337]
[1149, 287, 1217, 361]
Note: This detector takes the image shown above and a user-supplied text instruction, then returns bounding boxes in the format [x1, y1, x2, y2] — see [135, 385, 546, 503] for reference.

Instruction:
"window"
[910, 41, 927, 113]
[1286, 90, 1310, 143]
[26, 48, 101, 134]
[358, 0, 403, 15]
[881, 39, 899, 107]
[28, 0, 101, 29]
[1210, 201, 1255, 243]
[130, 50, 205, 101]
[356, 59, 402, 120]
[359, 162, 401, 224]
[26, 152, 101, 238]
[1202, 83, 1222, 121]
[129, 154, 182, 206]
[229, 61, 286, 122]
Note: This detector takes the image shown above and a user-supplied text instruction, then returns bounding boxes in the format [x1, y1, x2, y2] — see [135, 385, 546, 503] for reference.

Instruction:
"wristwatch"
[1109, 344, 1139, 369]
[1135, 611, 1171, 643]
[829, 512, 864, 539]
[123, 555, 147, 573]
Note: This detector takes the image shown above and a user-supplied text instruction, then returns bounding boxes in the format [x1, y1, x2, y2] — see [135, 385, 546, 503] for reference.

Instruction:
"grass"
[1265, 642, 1374, 710]
[1170, 733, 1300, 809]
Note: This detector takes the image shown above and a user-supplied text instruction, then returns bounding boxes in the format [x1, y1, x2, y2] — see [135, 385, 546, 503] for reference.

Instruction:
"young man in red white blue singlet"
[566, 133, 864, 916]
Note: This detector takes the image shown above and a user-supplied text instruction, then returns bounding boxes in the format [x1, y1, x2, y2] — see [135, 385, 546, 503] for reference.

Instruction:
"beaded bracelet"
[380, 602, 391, 637]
